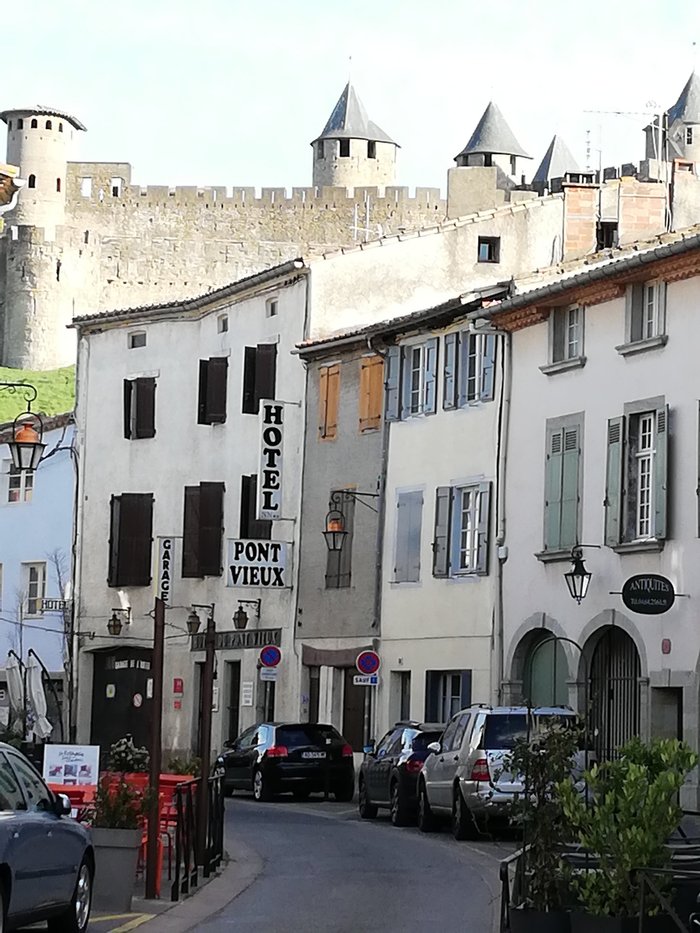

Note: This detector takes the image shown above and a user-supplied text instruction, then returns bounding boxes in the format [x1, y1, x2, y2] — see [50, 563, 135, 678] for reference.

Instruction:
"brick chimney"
[563, 183, 597, 259]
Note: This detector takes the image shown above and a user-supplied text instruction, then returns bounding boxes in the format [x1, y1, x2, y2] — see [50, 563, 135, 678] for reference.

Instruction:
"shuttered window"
[318, 364, 340, 440]
[359, 355, 383, 432]
[543, 420, 582, 552]
[239, 475, 272, 540]
[198, 357, 228, 424]
[242, 344, 277, 414]
[626, 281, 667, 343]
[108, 493, 154, 587]
[182, 482, 225, 577]
[325, 491, 355, 588]
[123, 377, 156, 439]
[384, 346, 401, 421]
[432, 483, 491, 577]
[550, 306, 583, 362]
[394, 490, 423, 582]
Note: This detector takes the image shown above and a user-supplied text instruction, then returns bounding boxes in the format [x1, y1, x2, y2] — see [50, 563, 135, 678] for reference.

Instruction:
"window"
[443, 332, 496, 409]
[605, 401, 668, 547]
[123, 377, 156, 439]
[316, 141, 325, 160]
[7, 754, 52, 812]
[198, 356, 228, 424]
[687, 127, 694, 146]
[339, 139, 350, 158]
[318, 364, 340, 440]
[394, 490, 423, 583]
[45, 120, 52, 130]
[17, 119, 23, 130]
[433, 483, 491, 577]
[217, 314, 228, 334]
[128, 331, 146, 349]
[367, 140, 377, 159]
[384, 339, 438, 421]
[182, 482, 225, 577]
[56, 177, 61, 193]
[359, 355, 383, 432]
[477, 236, 500, 263]
[242, 344, 277, 415]
[596, 221, 618, 250]
[108, 493, 154, 586]
[7, 463, 33, 503]
[624, 281, 667, 346]
[80, 177, 92, 198]
[239, 475, 272, 540]
[30, 119, 37, 129]
[58, 122, 63, 133]
[425, 671, 472, 723]
[0, 755, 27, 810]
[542, 416, 582, 553]
[549, 306, 584, 364]
[325, 490, 355, 588]
[111, 177, 122, 198]
[23, 562, 46, 616]
[266, 299, 278, 318]
[28, 174, 36, 189]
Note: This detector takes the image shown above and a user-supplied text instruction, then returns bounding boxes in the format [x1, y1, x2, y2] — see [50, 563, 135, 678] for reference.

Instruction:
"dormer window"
[367, 140, 377, 159]
[339, 139, 350, 158]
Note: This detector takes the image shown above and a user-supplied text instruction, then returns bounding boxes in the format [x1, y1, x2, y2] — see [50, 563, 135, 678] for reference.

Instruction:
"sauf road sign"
[354, 651, 380, 686]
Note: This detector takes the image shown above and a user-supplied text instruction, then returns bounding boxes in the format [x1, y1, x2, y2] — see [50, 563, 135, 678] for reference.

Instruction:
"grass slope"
[0, 365, 75, 423]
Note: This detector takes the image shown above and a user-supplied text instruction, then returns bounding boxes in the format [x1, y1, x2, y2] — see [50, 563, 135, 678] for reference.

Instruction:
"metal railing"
[171, 774, 226, 901]
[203, 775, 225, 878]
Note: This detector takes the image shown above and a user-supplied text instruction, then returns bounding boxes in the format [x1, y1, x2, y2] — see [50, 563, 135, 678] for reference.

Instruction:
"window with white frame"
[550, 306, 583, 363]
[7, 463, 33, 503]
[432, 482, 491, 577]
[443, 331, 496, 409]
[384, 339, 438, 421]
[635, 412, 655, 538]
[23, 563, 46, 617]
[454, 486, 483, 572]
[624, 281, 667, 346]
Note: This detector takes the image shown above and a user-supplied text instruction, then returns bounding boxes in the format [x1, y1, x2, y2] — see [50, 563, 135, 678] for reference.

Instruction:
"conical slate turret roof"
[455, 101, 530, 161]
[312, 83, 397, 146]
[668, 71, 700, 125]
[532, 135, 582, 184]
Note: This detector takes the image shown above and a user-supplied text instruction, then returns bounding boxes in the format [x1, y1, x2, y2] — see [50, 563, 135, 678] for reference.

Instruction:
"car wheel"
[417, 782, 437, 833]
[358, 778, 378, 819]
[47, 858, 92, 933]
[333, 780, 354, 803]
[252, 769, 272, 802]
[390, 780, 411, 827]
[452, 785, 476, 841]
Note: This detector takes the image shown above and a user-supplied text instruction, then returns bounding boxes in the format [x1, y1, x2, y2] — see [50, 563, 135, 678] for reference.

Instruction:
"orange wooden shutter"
[318, 366, 329, 439]
[319, 364, 339, 440]
[360, 356, 383, 432]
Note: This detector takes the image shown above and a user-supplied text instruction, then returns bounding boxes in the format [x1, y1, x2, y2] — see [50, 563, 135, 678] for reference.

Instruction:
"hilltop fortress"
[2, 75, 700, 369]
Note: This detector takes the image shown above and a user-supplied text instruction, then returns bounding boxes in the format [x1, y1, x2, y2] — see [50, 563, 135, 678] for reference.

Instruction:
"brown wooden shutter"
[197, 360, 209, 424]
[323, 364, 340, 439]
[205, 358, 228, 424]
[318, 366, 329, 439]
[199, 482, 225, 575]
[113, 493, 153, 586]
[242, 347, 257, 414]
[360, 356, 383, 432]
[108, 494, 121, 585]
[240, 474, 252, 538]
[123, 380, 133, 439]
[254, 344, 277, 410]
[182, 486, 201, 577]
[240, 475, 271, 539]
[135, 377, 156, 438]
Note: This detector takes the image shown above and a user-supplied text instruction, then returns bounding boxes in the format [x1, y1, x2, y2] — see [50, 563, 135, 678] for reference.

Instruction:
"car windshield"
[412, 731, 442, 751]
[276, 725, 342, 748]
[483, 713, 574, 750]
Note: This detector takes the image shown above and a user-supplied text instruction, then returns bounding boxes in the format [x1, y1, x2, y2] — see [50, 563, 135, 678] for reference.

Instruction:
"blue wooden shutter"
[443, 332, 458, 410]
[475, 482, 491, 575]
[395, 491, 424, 582]
[604, 416, 625, 547]
[457, 333, 468, 407]
[384, 346, 401, 421]
[401, 347, 413, 419]
[432, 486, 452, 577]
[394, 494, 410, 582]
[544, 428, 564, 551]
[424, 338, 438, 414]
[559, 425, 580, 549]
[654, 404, 668, 539]
[480, 335, 496, 401]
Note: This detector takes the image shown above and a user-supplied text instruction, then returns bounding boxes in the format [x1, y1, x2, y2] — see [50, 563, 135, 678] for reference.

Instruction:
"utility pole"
[196, 614, 216, 865]
[145, 597, 165, 900]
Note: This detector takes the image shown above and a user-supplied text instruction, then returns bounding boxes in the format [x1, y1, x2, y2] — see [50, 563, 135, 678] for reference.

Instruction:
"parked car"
[358, 721, 444, 826]
[418, 705, 582, 839]
[0, 741, 93, 932]
[216, 722, 356, 802]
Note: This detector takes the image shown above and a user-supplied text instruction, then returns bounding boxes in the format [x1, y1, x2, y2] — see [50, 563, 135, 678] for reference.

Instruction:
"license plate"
[302, 751, 326, 759]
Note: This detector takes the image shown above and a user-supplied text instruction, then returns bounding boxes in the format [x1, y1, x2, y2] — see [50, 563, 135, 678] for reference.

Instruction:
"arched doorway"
[511, 629, 569, 707]
[588, 626, 641, 760]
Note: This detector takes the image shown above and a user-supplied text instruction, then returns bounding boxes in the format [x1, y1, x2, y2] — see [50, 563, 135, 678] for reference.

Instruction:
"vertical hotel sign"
[257, 400, 284, 521]
[155, 537, 180, 605]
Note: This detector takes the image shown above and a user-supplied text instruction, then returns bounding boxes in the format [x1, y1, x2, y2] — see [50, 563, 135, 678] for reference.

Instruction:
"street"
[198, 792, 509, 933]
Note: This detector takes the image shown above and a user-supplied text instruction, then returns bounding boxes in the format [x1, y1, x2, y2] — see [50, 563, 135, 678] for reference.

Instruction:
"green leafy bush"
[92, 777, 146, 830]
[108, 734, 150, 773]
[166, 755, 201, 777]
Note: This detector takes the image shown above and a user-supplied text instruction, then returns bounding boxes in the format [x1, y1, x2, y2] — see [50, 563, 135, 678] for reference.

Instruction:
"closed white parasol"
[26, 653, 52, 740]
[5, 654, 24, 735]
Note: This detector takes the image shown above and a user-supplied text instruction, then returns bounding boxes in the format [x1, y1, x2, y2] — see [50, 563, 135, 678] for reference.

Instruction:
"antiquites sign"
[621, 574, 675, 615]
[227, 539, 290, 588]
[257, 400, 284, 521]
[190, 628, 282, 652]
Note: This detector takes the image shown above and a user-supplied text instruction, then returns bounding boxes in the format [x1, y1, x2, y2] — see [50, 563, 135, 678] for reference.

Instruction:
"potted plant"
[505, 720, 582, 932]
[90, 776, 148, 912]
[560, 737, 697, 933]
[107, 734, 150, 780]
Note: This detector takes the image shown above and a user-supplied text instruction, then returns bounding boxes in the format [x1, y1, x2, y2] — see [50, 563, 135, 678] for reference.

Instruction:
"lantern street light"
[322, 489, 380, 552]
[233, 599, 261, 630]
[186, 609, 202, 636]
[564, 546, 597, 604]
[107, 607, 131, 637]
[0, 383, 45, 473]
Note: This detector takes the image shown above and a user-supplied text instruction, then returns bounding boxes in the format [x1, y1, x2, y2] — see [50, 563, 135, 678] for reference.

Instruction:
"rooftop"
[455, 101, 530, 161]
[532, 135, 582, 185]
[312, 82, 397, 146]
[0, 106, 86, 132]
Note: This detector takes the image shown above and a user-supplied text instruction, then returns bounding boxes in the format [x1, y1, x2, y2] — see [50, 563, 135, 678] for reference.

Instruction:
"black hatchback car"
[216, 722, 355, 802]
[358, 721, 444, 825]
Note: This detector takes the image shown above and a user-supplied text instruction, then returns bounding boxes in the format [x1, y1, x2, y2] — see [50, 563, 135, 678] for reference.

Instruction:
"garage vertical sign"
[258, 400, 284, 521]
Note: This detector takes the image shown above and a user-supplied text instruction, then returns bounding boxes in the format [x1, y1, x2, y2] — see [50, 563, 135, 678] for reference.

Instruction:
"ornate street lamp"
[10, 412, 45, 472]
[186, 609, 201, 636]
[323, 505, 347, 552]
[564, 547, 592, 604]
[233, 599, 261, 630]
[107, 607, 131, 636]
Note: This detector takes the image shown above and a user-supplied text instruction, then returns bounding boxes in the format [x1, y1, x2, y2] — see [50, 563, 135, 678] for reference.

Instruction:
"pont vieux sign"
[621, 574, 675, 615]
[257, 401, 284, 521]
[227, 539, 291, 588]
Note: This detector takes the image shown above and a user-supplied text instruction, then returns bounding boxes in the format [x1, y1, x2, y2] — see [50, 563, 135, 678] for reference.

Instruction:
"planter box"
[570, 913, 676, 933]
[510, 907, 571, 932]
[91, 827, 142, 912]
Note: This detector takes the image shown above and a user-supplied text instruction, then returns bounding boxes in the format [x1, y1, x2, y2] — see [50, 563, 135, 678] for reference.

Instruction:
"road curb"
[131, 839, 264, 933]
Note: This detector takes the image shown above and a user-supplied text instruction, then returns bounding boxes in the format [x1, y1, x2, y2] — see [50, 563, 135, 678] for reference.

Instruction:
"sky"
[3, 0, 700, 192]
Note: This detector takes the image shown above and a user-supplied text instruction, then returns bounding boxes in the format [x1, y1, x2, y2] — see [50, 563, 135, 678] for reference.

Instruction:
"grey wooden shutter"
[432, 486, 453, 577]
[205, 358, 228, 424]
[627, 283, 645, 343]
[401, 347, 412, 419]
[443, 332, 458, 410]
[408, 491, 423, 581]
[604, 416, 625, 547]
[394, 491, 423, 582]
[135, 377, 156, 438]
[117, 493, 154, 586]
[108, 494, 121, 585]
[654, 404, 668, 539]
[123, 380, 133, 439]
[199, 482, 225, 575]
[424, 338, 438, 414]
[480, 335, 496, 401]
[552, 310, 565, 362]
[394, 494, 410, 582]
[544, 428, 564, 551]
[197, 360, 209, 424]
[657, 281, 668, 334]
[255, 344, 277, 409]
[182, 485, 201, 577]
[242, 347, 257, 414]
[475, 482, 491, 575]
[560, 425, 580, 549]
[384, 346, 401, 421]
[457, 334, 470, 406]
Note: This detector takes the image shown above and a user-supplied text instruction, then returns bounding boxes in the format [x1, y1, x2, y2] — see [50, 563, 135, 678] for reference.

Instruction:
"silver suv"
[417, 705, 581, 839]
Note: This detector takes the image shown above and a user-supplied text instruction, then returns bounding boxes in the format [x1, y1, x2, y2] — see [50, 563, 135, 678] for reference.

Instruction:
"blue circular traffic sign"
[260, 645, 282, 668]
[356, 651, 380, 675]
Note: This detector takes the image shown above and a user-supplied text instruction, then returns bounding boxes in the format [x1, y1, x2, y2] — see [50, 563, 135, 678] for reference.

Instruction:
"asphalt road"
[197, 792, 510, 933]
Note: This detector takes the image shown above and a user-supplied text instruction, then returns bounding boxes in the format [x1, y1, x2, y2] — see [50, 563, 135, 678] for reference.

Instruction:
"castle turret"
[1, 106, 86, 229]
[665, 72, 700, 163]
[311, 83, 398, 190]
[532, 135, 583, 192]
[454, 101, 530, 179]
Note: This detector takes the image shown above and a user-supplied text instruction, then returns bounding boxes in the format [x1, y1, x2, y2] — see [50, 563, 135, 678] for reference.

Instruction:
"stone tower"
[311, 82, 398, 190]
[663, 72, 700, 164]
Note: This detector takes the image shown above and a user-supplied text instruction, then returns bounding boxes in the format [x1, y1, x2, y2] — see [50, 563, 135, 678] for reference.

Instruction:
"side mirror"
[55, 793, 72, 817]
[223, 740, 234, 749]
[363, 742, 375, 755]
[427, 741, 441, 755]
